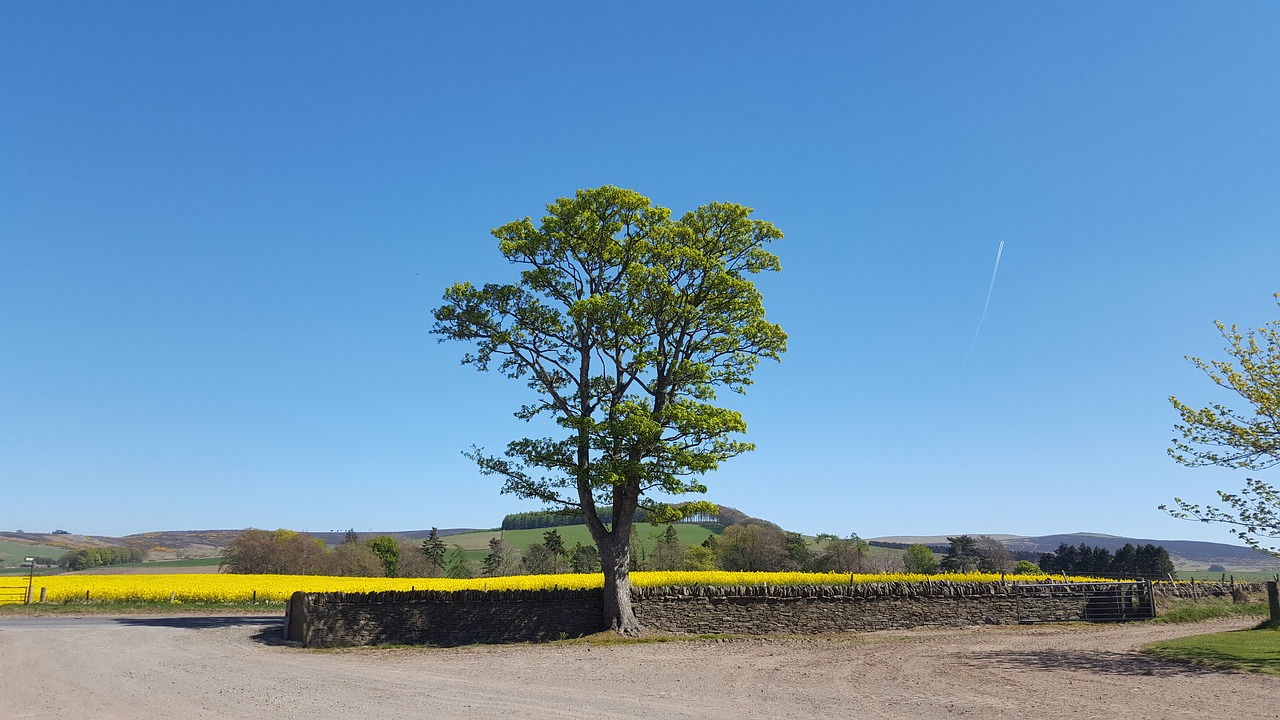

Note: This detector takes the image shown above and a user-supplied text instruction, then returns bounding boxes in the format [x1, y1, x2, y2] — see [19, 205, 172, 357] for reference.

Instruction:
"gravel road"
[1, 615, 1274, 719]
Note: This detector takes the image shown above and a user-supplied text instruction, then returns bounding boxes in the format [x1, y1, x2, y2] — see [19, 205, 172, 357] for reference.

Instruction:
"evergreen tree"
[568, 542, 601, 573]
[420, 527, 447, 575]
[482, 537, 519, 577]
[941, 535, 980, 573]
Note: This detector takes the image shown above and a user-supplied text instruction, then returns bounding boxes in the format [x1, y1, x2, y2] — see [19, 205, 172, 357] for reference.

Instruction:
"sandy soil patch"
[1, 616, 1275, 719]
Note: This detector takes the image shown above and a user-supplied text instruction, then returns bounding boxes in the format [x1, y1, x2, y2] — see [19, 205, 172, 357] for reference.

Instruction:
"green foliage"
[568, 542, 601, 573]
[58, 546, 145, 571]
[681, 544, 716, 571]
[1014, 560, 1040, 574]
[433, 186, 786, 629]
[542, 529, 566, 560]
[521, 543, 559, 574]
[814, 534, 869, 573]
[482, 538, 519, 577]
[716, 524, 787, 571]
[647, 525, 686, 571]
[903, 544, 940, 574]
[1038, 542, 1175, 578]
[941, 536, 980, 573]
[1166, 294, 1280, 556]
[367, 536, 401, 578]
[420, 528, 447, 574]
[782, 531, 813, 571]
[445, 544, 476, 579]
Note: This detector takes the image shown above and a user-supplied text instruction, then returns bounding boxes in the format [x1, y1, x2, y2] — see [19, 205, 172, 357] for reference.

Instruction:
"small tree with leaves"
[367, 536, 401, 578]
[903, 544, 939, 574]
[1164, 294, 1280, 556]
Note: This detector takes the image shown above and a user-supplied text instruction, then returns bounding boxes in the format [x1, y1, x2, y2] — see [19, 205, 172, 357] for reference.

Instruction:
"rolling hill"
[871, 532, 1280, 572]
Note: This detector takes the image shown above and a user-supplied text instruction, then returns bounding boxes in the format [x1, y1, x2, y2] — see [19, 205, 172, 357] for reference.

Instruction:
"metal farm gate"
[1013, 581, 1155, 624]
[0, 584, 29, 605]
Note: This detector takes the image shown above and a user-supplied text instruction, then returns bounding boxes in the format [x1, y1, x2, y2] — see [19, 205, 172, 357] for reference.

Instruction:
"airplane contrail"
[958, 241, 1005, 378]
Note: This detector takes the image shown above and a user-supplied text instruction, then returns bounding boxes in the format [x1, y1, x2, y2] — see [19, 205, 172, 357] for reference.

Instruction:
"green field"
[109, 557, 224, 569]
[1144, 626, 1280, 674]
[0, 539, 68, 568]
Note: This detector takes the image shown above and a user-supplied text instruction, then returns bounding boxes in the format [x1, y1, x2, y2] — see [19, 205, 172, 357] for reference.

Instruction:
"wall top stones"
[304, 580, 1167, 606]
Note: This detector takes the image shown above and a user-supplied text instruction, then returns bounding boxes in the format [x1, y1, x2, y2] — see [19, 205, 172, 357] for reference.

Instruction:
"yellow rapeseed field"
[2, 571, 1113, 605]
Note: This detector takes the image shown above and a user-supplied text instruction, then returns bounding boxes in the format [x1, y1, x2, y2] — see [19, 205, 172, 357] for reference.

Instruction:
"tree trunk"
[599, 533, 640, 634]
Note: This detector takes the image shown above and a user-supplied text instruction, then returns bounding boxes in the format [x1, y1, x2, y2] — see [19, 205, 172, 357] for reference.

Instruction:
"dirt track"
[1, 615, 1275, 719]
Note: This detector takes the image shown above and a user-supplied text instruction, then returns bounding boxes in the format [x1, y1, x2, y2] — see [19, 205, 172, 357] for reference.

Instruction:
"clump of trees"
[220, 528, 458, 577]
[1038, 542, 1175, 578]
[937, 535, 1019, 573]
[630, 524, 884, 574]
[59, 546, 145, 571]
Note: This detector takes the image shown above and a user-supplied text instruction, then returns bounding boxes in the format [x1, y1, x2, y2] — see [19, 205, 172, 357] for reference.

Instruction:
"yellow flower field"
[1, 570, 1114, 605]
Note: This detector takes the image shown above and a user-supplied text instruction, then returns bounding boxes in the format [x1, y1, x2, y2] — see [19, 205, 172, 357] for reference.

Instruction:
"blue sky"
[2, 3, 1277, 544]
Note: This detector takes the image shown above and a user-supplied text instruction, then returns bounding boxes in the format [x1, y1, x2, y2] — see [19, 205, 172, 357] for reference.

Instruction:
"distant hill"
[6, 524, 1276, 571]
[871, 532, 1280, 572]
[303, 529, 480, 546]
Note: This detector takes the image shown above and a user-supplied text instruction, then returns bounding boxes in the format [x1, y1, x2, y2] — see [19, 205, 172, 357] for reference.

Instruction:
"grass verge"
[1153, 597, 1269, 624]
[1143, 624, 1280, 674]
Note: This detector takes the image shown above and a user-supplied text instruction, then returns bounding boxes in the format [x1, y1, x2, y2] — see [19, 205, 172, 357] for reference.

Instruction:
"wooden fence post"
[1267, 581, 1279, 625]
[39, 587, 46, 603]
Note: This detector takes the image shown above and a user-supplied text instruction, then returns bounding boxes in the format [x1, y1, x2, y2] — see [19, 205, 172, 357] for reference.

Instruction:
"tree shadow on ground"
[964, 649, 1225, 677]
[113, 615, 281, 630]
[113, 615, 289, 646]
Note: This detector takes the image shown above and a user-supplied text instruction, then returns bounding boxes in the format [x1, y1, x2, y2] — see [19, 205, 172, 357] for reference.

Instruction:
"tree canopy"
[433, 185, 786, 631]
[1165, 294, 1280, 556]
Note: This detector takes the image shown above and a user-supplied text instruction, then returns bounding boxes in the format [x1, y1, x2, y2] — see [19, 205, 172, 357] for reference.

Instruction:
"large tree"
[1164, 294, 1280, 556]
[433, 186, 786, 632]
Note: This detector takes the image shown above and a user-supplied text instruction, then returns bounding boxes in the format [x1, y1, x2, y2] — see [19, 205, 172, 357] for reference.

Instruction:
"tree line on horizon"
[1038, 542, 1175, 578]
[500, 504, 738, 532]
[57, 545, 147, 571]
[219, 525, 895, 578]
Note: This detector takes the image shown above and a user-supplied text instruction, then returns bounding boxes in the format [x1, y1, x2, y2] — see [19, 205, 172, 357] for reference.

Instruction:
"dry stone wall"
[288, 581, 1155, 648]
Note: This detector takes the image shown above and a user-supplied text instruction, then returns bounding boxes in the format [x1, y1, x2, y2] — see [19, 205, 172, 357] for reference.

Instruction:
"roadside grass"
[1143, 625, 1280, 674]
[1177, 571, 1280, 582]
[1153, 597, 1270, 624]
